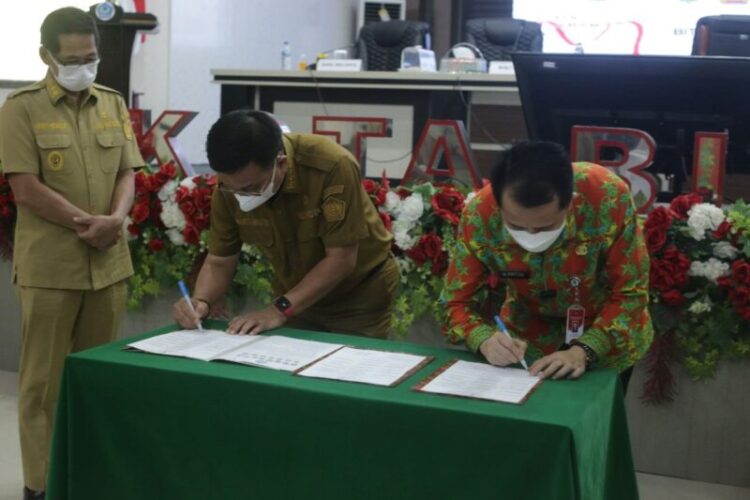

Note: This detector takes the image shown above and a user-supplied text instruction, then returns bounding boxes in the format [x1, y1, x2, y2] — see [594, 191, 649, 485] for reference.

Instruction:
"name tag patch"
[498, 269, 530, 279]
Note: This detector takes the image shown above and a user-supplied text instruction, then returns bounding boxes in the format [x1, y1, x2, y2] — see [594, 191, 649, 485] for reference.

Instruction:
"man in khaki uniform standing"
[0, 8, 143, 499]
[174, 110, 398, 338]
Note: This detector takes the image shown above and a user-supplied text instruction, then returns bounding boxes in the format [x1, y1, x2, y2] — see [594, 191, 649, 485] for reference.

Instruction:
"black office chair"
[692, 15, 750, 56]
[465, 18, 543, 61]
[357, 20, 431, 71]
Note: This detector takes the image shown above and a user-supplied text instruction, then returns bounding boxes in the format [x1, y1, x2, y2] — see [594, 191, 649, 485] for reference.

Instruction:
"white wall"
[131, 0, 359, 166]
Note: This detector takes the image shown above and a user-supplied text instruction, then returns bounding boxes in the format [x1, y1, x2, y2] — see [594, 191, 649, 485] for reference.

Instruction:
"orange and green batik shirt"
[441, 162, 653, 372]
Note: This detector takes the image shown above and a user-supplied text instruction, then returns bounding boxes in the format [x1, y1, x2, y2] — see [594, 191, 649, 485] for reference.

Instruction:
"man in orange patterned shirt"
[442, 142, 652, 388]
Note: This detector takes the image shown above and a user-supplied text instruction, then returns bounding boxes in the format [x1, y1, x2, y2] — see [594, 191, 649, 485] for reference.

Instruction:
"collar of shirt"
[44, 72, 99, 107]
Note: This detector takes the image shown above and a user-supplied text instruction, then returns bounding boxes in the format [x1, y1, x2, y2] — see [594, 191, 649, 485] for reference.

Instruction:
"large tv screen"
[511, 52, 750, 193]
[513, 0, 750, 55]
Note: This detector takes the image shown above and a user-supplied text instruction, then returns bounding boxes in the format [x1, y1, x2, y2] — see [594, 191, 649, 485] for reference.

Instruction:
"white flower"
[688, 297, 713, 315]
[688, 257, 730, 284]
[179, 177, 197, 190]
[160, 201, 187, 230]
[392, 219, 417, 250]
[464, 191, 478, 206]
[686, 203, 725, 241]
[166, 228, 185, 246]
[158, 179, 179, 201]
[713, 241, 739, 260]
[399, 193, 424, 223]
[384, 191, 402, 215]
[395, 256, 414, 283]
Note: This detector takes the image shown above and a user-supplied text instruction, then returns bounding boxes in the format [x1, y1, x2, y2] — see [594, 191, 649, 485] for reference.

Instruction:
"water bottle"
[281, 41, 292, 70]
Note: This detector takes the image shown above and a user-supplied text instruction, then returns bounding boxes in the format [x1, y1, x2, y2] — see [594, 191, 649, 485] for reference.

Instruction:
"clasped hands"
[73, 214, 123, 250]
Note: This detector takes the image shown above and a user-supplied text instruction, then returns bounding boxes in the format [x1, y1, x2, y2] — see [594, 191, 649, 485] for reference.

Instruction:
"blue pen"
[494, 315, 528, 370]
[178, 280, 204, 331]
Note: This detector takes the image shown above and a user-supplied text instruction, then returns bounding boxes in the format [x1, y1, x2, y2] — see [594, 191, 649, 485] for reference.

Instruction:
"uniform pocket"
[237, 220, 274, 248]
[35, 133, 73, 176]
[95, 131, 126, 173]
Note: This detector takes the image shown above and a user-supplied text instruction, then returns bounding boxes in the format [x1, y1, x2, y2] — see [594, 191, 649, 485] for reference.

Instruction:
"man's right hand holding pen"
[174, 295, 210, 330]
[478, 315, 529, 368]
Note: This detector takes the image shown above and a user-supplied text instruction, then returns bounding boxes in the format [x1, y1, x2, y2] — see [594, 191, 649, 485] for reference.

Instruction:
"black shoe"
[23, 487, 45, 500]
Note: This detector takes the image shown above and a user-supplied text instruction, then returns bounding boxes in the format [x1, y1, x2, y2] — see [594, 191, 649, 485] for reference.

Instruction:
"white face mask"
[50, 55, 99, 92]
[506, 223, 565, 253]
[233, 164, 278, 212]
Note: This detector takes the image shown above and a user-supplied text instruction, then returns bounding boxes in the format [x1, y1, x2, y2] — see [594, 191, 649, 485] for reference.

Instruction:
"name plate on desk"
[317, 59, 363, 72]
[489, 61, 516, 76]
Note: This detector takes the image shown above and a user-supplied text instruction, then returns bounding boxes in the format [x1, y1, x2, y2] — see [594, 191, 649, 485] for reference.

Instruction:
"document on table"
[296, 346, 433, 387]
[216, 335, 343, 371]
[126, 329, 251, 361]
[414, 360, 542, 404]
[126, 331, 342, 371]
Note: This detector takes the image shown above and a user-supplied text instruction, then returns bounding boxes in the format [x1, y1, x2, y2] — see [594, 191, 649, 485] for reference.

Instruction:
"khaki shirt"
[0, 75, 144, 290]
[209, 133, 393, 307]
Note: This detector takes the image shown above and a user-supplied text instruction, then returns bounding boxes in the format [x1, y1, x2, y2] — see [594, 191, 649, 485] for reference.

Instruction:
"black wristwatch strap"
[571, 340, 597, 368]
[193, 298, 211, 319]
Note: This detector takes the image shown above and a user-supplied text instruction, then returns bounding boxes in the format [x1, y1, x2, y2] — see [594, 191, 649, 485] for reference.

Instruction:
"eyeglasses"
[217, 159, 277, 197]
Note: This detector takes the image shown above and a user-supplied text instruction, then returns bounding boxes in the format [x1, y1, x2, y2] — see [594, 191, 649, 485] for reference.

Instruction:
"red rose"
[740, 305, 750, 322]
[406, 245, 427, 266]
[644, 206, 672, 232]
[147, 238, 165, 252]
[378, 211, 392, 232]
[396, 187, 411, 200]
[714, 221, 732, 240]
[661, 289, 685, 306]
[193, 212, 210, 231]
[717, 275, 733, 289]
[645, 226, 668, 254]
[160, 162, 178, 180]
[134, 172, 148, 193]
[420, 233, 443, 259]
[182, 224, 201, 245]
[431, 188, 465, 226]
[180, 200, 197, 218]
[193, 188, 212, 212]
[362, 179, 378, 195]
[131, 201, 150, 224]
[730, 286, 750, 307]
[374, 188, 387, 207]
[650, 266, 675, 291]
[732, 260, 750, 286]
[431, 250, 449, 276]
[127, 223, 141, 236]
[669, 193, 703, 220]
[206, 175, 218, 187]
[175, 186, 190, 203]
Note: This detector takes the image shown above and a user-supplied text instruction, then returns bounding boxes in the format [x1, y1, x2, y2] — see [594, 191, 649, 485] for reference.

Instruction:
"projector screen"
[513, 0, 750, 55]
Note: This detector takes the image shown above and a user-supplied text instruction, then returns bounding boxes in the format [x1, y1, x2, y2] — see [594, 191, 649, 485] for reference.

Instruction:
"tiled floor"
[0, 369, 748, 500]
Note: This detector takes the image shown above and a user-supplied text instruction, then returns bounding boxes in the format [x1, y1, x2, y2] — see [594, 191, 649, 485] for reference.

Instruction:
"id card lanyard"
[566, 276, 585, 344]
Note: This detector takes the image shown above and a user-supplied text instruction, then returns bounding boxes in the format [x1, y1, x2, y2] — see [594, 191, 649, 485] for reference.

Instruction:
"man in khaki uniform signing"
[174, 110, 398, 338]
[0, 8, 143, 498]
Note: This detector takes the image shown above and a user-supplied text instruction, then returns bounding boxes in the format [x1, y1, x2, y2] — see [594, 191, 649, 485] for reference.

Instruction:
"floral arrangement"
[643, 193, 750, 402]
[123, 162, 274, 309]
[362, 176, 476, 336]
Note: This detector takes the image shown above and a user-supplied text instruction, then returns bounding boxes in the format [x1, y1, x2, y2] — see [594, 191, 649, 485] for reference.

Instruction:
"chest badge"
[575, 244, 588, 256]
[47, 151, 64, 171]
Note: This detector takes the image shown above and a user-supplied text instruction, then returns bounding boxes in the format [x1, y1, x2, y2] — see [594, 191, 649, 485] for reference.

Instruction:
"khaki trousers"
[16, 281, 126, 491]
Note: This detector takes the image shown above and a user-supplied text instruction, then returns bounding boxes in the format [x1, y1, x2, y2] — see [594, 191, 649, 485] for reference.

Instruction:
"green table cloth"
[47, 322, 638, 500]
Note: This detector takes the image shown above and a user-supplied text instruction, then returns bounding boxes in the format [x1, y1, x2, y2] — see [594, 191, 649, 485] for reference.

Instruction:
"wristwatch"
[570, 340, 597, 369]
[193, 298, 211, 319]
[272, 295, 294, 318]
